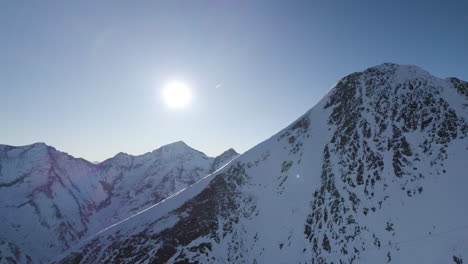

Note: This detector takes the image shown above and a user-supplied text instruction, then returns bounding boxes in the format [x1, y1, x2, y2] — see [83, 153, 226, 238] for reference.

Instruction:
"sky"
[1, 0, 467, 162]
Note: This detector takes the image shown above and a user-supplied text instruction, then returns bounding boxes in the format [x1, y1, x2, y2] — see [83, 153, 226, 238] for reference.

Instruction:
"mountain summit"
[56, 63, 467, 264]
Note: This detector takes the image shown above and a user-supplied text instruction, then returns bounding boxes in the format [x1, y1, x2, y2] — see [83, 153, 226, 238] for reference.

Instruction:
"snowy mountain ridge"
[54, 63, 467, 264]
[0, 141, 238, 264]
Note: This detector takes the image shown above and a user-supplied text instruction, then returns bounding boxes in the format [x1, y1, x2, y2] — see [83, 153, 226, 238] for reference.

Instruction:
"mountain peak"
[156, 141, 194, 152]
[114, 151, 131, 158]
[328, 63, 443, 106]
[0, 142, 55, 158]
[0, 142, 49, 149]
[31, 142, 48, 147]
[210, 147, 240, 173]
[363, 62, 433, 82]
[220, 148, 239, 157]
[163, 140, 188, 148]
[152, 141, 206, 157]
[366, 62, 426, 73]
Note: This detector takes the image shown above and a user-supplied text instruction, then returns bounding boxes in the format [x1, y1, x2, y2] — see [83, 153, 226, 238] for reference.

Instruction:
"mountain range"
[1, 63, 467, 264]
[0, 141, 238, 263]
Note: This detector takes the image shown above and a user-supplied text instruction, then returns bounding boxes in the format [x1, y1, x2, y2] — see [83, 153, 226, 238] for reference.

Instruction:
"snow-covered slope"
[56, 63, 468, 264]
[0, 142, 238, 264]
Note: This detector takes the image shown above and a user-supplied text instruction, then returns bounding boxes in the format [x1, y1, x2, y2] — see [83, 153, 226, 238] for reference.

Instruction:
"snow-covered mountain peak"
[222, 148, 238, 155]
[154, 140, 196, 153]
[210, 148, 239, 173]
[341, 62, 437, 91]
[0, 142, 49, 155]
[161, 140, 188, 148]
[151, 141, 209, 161]
[28, 142, 48, 149]
[327, 63, 466, 114]
[101, 141, 204, 167]
[364, 62, 431, 78]
[103, 151, 133, 165]
[0, 142, 62, 172]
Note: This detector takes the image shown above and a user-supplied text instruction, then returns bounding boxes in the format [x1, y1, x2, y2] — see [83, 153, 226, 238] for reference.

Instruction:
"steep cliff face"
[56, 63, 467, 264]
[0, 142, 238, 263]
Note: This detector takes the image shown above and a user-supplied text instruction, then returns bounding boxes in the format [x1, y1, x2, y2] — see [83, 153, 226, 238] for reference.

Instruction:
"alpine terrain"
[54, 63, 468, 264]
[0, 142, 238, 263]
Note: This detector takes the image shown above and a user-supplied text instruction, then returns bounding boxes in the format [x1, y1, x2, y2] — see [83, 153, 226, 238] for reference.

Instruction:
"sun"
[162, 81, 192, 109]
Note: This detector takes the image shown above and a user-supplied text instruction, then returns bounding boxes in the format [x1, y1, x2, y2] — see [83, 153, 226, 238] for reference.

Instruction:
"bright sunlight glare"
[162, 81, 192, 109]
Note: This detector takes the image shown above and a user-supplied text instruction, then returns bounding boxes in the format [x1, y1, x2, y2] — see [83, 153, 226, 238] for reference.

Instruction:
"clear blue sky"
[1, 0, 467, 161]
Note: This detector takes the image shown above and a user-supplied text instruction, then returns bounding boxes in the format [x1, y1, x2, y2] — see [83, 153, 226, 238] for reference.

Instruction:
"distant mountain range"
[0, 141, 238, 263]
